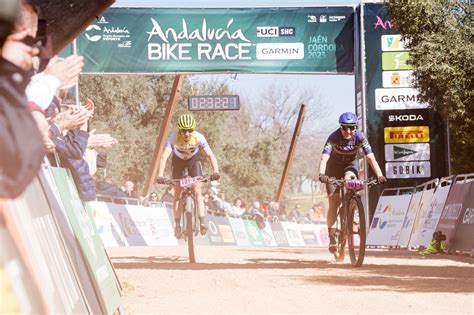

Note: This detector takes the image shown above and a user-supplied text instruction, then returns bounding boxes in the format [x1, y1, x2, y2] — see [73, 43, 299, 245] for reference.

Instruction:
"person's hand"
[84, 98, 95, 117]
[1, 30, 39, 70]
[44, 55, 84, 89]
[319, 173, 329, 183]
[43, 137, 56, 153]
[210, 173, 220, 181]
[87, 130, 118, 148]
[156, 177, 166, 184]
[377, 175, 387, 184]
[55, 107, 90, 131]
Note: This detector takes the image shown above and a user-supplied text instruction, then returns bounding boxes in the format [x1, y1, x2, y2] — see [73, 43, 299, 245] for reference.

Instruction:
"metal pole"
[143, 74, 184, 196]
[276, 104, 306, 206]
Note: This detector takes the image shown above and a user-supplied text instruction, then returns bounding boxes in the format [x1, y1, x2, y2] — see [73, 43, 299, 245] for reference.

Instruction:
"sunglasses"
[180, 129, 194, 133]
[150, 195, 158, 198]
[341, 125, 357, 131]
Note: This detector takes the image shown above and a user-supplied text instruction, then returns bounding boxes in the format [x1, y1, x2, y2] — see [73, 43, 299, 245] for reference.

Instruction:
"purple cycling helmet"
[339, 112, 358, 125]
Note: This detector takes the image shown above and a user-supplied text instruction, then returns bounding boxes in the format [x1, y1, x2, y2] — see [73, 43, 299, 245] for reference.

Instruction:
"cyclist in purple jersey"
[318, 112, 386, 253]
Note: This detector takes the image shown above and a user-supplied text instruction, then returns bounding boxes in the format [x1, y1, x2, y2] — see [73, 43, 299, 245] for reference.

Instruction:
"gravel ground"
[107, 246, 474, 314]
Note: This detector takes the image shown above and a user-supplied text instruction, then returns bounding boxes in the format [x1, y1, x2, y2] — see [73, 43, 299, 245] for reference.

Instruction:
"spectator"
[121, 180, 136, 198]
[289, 204, 302, 223]
[160, 186, 174, 204]
[228, 197, 246, 218]
[96, 177, 124, 198]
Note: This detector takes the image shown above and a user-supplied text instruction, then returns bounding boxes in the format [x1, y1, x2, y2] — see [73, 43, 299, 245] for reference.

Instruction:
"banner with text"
[77, 7, 354, 73]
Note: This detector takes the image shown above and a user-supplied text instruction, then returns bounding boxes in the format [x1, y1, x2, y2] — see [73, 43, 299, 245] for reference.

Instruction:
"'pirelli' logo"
[384, 126, 430, 143]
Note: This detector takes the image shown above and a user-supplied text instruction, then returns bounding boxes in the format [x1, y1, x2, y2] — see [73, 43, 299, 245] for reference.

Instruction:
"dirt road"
[107, 246, 473, 314]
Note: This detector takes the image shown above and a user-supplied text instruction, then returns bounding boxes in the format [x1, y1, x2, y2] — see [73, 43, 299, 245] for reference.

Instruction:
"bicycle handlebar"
[328, 177, 380, 190]
[159, 175, 211, 186]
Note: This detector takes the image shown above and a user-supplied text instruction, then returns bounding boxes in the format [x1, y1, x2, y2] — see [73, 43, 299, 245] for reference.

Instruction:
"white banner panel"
[375, 88, 430, 110]
[367, 194, 412, 246]
[261, 223, 278, 247]
[228, 217, 252, 246]
[382, 70, 413, 88]
[409, 184, 451, 247]
[386, 161, 431, 179]
[385, 143, 430, 162]
[89, 201, 125, 247]
[408, 188, 436, 248]
[281, 222, 305, 246]
[397, 190, 424, 246]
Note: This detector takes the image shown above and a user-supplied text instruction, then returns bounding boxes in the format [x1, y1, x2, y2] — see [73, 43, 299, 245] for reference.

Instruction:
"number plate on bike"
[179, 177, 197, 187]
[345, 180, 364, 191]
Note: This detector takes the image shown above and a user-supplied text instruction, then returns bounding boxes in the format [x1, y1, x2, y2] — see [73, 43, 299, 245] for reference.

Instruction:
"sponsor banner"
[386, 161, 431, 179]
[77, 7, 354, 73]
[382, 70, 413, 88]
[375, 88, 429, 110]
[382, 51, 413, 70]
[408, 187, 436, 247]
[313, 224, 329, 246]
[437, 181, 472, 250]
[383, 109, 429, 127]
[452, 183, 474, 252]
[213, 216, 237, 245]
[8, 178, 88, 314]
[367, 194, 412, 246]
[89, 201, 125, 247]
[381, 34, 407, 51]
[228, 217, 252, 246]
[106, 203, 178, 246]
[385, 143, 430, 162]
[384, 126, 430, 143]
[207, 216, 225, 245]
[39, 169, 103, 313]
[166, 207, 211, 246]
[298, 224, 320, 246]
[281, 222, 305, 246]
[243, 220, 266, 246]
[269, 222, 289, 246]
[0, 207, 45, 313]
[397, 190, 424, 246]
[261, 223, 278, 246]
[50, 167, 121, 314]
[409, 183, 451, 247]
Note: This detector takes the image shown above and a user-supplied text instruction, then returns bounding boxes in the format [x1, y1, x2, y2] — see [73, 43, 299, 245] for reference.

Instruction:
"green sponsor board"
[50, 168, 121, 315]
[77, 7, 354, 73]
[243, 220, 266, 246]
[381, 52, 413, 70]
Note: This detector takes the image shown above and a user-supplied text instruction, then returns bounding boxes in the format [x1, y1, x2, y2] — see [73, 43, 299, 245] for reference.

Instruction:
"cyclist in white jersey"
[157, 114, 220, 238]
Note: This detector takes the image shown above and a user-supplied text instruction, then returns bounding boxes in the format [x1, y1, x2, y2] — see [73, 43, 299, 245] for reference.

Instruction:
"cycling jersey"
[322, 129, 373, 164]
[166, 131, 209, 160]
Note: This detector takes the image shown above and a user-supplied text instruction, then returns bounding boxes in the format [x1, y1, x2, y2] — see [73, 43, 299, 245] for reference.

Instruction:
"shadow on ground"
[111, 250, 474, 294]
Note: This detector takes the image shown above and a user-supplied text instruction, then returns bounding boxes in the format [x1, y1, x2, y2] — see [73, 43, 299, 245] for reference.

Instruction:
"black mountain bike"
[329, 177, 379, 267]
[161, 175, 209, 263]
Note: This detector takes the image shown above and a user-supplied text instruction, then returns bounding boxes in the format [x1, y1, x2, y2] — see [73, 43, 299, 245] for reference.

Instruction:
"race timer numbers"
[188, 95, 240, 111]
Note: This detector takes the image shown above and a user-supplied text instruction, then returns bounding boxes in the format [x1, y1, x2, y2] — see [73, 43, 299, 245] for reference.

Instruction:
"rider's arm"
[158, 146, 172, 177]
[319, 153, 330, 175]
[366, 153, 384, 177]
[203, 146, 219, 174]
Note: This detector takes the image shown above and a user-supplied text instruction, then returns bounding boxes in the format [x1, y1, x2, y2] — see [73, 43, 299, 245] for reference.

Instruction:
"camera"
[432, 231, 446, 242]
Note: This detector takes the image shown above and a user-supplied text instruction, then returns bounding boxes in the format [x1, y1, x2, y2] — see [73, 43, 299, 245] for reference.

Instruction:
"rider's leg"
[173, 184, 183, 238]
[327, 192, 340, 253]
[194, 182, 207, 235]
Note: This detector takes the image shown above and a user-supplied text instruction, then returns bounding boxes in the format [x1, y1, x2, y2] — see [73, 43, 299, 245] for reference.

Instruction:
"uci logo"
[85, 25, 102, 42]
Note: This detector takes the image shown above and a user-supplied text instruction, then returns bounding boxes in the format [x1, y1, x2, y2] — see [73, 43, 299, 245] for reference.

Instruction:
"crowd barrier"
[367, 174, 474, 254]
[0, 166, 122, 314]
[89, 201, 330, 248]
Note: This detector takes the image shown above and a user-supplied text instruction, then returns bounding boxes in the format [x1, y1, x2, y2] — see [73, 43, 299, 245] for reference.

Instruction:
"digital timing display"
[188, 95, 240, 111]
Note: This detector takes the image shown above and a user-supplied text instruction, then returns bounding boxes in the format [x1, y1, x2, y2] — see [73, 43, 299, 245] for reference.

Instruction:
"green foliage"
[80, 74, 322, 203]
[386, 0, 473, 173]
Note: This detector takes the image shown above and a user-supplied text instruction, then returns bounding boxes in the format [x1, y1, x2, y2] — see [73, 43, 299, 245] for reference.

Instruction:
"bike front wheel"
[347, 196, 366, 267]
[333, 208, 346, 262]
[184, 197, 196, 263]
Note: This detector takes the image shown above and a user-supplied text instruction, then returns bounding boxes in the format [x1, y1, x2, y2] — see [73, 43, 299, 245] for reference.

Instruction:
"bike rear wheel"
[184, 197, 196, 263]
[333, 208, 346, 262]
[347, 196, 366, 267]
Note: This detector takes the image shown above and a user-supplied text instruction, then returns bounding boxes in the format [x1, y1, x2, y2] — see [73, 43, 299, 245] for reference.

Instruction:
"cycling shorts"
[171, 154, 203, 179]
[325, 159, 359, 195]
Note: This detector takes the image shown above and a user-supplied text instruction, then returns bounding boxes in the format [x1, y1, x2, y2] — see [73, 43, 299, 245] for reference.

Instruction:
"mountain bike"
[329, 177, 379, 267]
[161, 175, 209, 263]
